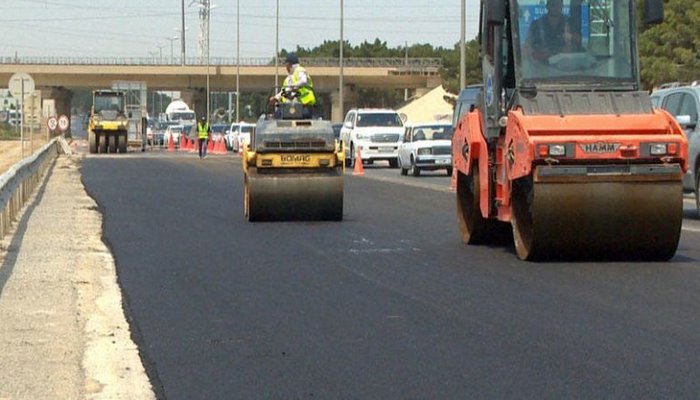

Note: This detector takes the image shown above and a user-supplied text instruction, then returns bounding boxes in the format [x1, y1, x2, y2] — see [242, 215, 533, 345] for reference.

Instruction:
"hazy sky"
[1, 0, 480, 60]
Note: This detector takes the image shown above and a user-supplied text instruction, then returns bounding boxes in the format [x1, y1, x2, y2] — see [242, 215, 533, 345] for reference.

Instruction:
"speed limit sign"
[47, 116, 58, 131]
[57, 114, 70, 132]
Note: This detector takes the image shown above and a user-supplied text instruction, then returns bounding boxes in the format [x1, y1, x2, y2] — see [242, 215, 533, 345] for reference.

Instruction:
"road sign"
[47, 116, 58, 131]
[58, 114, 70, 131]
[8, 72, 35, 98]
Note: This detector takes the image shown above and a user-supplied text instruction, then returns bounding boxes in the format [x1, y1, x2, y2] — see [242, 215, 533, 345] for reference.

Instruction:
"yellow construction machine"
[88, 90, 129, 154]
[243, 94, 344, 221]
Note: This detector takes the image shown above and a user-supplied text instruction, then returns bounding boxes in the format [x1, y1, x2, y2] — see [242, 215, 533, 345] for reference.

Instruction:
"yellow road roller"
[243, 104, 344, 222]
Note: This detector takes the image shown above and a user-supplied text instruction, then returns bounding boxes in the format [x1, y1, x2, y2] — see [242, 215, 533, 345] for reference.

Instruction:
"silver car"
[651, 83, 700, 214]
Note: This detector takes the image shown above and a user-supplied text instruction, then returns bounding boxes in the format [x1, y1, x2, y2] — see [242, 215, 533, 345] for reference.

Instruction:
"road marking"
[682, 226, 700, 233]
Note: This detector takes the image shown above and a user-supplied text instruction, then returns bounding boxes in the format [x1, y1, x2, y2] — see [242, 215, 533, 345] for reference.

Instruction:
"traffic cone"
[352, 147, 364, 176]
[168, 135, 174, 152]
[449, 168, 457, 191]
[179, 137, 187, 151]
[215, 138, 225, 154]
[207, 139, 214, 154]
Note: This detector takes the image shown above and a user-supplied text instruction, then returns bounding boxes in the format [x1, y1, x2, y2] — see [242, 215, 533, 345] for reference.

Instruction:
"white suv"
[340, 108, 404, 168]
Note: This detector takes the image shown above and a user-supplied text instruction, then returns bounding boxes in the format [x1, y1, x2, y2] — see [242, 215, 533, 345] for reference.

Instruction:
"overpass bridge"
[0, 57, 442, 122]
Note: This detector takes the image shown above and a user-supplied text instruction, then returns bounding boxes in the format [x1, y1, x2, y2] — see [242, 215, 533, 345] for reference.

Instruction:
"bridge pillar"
[330, 85, 359, 122]
[179, 89, 206, 120]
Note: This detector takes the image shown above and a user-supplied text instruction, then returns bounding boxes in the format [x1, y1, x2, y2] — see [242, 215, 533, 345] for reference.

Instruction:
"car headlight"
[417, 148, 432, 155]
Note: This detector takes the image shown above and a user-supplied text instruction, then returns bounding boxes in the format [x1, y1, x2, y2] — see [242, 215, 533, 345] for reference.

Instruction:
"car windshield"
[240, 126, 253, 133]
[413, 125, 454, 141]
[514, 0, 637, 87]
[356, 113, 403, 127]
[171, 111, 195, 121]
[211, 125, 227, 133]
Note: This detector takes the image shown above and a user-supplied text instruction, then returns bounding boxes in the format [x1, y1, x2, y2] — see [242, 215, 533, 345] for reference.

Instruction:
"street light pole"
[275, 0, 279, 92]
[236, 0, 240, 122]
[166, 36, 179, 64]
[206, 0, 211, 121]
[181, 0, 186, 65]
[339, 0, 344, 122]
[460, 0, 466, 90]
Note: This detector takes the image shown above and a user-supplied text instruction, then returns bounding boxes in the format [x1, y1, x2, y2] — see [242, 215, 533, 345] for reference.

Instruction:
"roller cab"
[243, 117, 344, 221]
[454, 0, 687, 260]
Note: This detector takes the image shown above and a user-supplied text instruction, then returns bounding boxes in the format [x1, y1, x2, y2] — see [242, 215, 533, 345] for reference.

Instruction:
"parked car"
[228, 122, 256, 152]
[398, 122, 454, 176]
[339, 108, 405, 168]
[452, 84, 482, 130]
[651, 83, 700, 214]
[164, 124, 184, 147]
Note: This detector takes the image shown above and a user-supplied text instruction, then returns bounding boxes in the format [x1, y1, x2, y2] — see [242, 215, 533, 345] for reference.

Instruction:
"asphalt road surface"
[80, 151, 700, 399]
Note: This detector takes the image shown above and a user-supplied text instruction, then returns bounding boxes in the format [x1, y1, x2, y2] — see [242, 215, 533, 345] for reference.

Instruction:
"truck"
[88, 90, 129, 154]
[165, 99, 196, 136]
[453, 0, 687, 261]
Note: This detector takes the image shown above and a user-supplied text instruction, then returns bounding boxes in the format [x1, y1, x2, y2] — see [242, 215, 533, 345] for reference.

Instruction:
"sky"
[1, 0, 481, 61]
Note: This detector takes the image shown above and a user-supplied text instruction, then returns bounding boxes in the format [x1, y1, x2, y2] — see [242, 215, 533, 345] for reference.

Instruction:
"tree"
[638, 0, 700, 88]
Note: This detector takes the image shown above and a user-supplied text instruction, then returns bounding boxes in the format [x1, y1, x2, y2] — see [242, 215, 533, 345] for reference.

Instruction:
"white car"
[227, 122, 256, 152]
[340, 108, 405, 168]
[164, 124, 184, 147]
[398, 122, 454, 176]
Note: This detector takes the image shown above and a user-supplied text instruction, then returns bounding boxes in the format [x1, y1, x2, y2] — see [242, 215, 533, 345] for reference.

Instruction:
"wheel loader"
[243, 91, 344, 221]
[453, 0, 688, 260]
[88, 90, 129, 154]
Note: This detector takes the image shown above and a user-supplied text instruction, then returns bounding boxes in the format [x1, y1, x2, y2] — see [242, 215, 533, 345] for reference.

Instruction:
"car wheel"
[399, 157, 407, 176]
[695, 171, 700, 217]
[410, 157, 420, 177]
[388, 158, 398, 168]
[348, 145, 355, 168]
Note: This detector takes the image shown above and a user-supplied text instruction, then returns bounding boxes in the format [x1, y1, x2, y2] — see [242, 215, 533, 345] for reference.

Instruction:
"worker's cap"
[284, 53, 299, 65]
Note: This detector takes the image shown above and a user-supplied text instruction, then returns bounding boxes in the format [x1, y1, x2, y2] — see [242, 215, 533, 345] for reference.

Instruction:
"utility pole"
[460, 0, 466, 90]
[236, 0, 240, 122]
[275, 0, 280, 92]
[181, 0, 186, 65]
[404, 41, 409, 101]
[339, 0, 344, 121]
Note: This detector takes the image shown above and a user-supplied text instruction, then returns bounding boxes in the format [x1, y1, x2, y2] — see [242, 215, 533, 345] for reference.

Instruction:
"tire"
[695, 171, 700, 217]
[119, 133, 127, 153]
[388, 158, 398, 168]
[108, 135, 117, 153]
[88, 131, 97, 154]
[98, 132, 107, 153]
[446, 167, 453, 177]
[348, 145, 355, 168]
[399, 157, 407, 175]
[410, 157, 420, 177]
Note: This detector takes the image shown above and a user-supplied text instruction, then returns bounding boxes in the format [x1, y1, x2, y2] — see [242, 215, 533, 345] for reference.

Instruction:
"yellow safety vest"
[290, 66, 316, 106]
[198, 122, 209, 139]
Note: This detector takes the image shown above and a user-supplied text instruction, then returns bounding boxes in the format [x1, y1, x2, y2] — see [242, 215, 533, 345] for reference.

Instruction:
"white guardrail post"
[0, 136, 64, 239]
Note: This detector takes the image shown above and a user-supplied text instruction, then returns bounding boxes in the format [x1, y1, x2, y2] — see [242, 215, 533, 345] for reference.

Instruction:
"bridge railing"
[0, 56, 441, 71]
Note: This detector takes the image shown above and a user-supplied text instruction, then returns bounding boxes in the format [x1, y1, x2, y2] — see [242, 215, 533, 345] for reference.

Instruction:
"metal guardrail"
[0, 137, 61, 239]
[0, 56, 442, 70]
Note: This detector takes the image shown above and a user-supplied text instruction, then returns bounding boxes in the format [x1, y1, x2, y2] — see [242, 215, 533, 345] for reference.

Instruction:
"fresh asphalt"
[80, 151, 700, 399]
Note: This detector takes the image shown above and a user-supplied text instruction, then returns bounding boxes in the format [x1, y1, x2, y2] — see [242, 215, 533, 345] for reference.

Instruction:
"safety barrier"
[0, 137, 63, 239]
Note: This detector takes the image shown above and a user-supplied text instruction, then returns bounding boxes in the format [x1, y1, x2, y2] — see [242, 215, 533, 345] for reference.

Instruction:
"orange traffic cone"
[352, 147, 364, 176]
[179, 137, 187, 151]
[216, 138, 225, 154]
[168, 135, 174, 152]
[207, 139, 214, 154]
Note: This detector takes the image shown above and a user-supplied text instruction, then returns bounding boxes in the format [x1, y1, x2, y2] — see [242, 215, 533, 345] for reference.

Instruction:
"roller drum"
[246, 169, 343, 221]
[512, 178, 683, 261]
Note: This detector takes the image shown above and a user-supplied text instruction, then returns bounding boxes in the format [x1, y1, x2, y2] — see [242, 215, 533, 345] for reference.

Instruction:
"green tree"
[638, 0, 700, 88]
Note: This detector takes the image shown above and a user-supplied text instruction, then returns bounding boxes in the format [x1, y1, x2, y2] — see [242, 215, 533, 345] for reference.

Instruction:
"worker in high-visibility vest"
[269, 53, 317, 118]
[197, 116, 211, 159]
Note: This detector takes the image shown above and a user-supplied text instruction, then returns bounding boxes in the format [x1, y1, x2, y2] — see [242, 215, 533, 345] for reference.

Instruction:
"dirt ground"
[0, 138, 49, 174]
